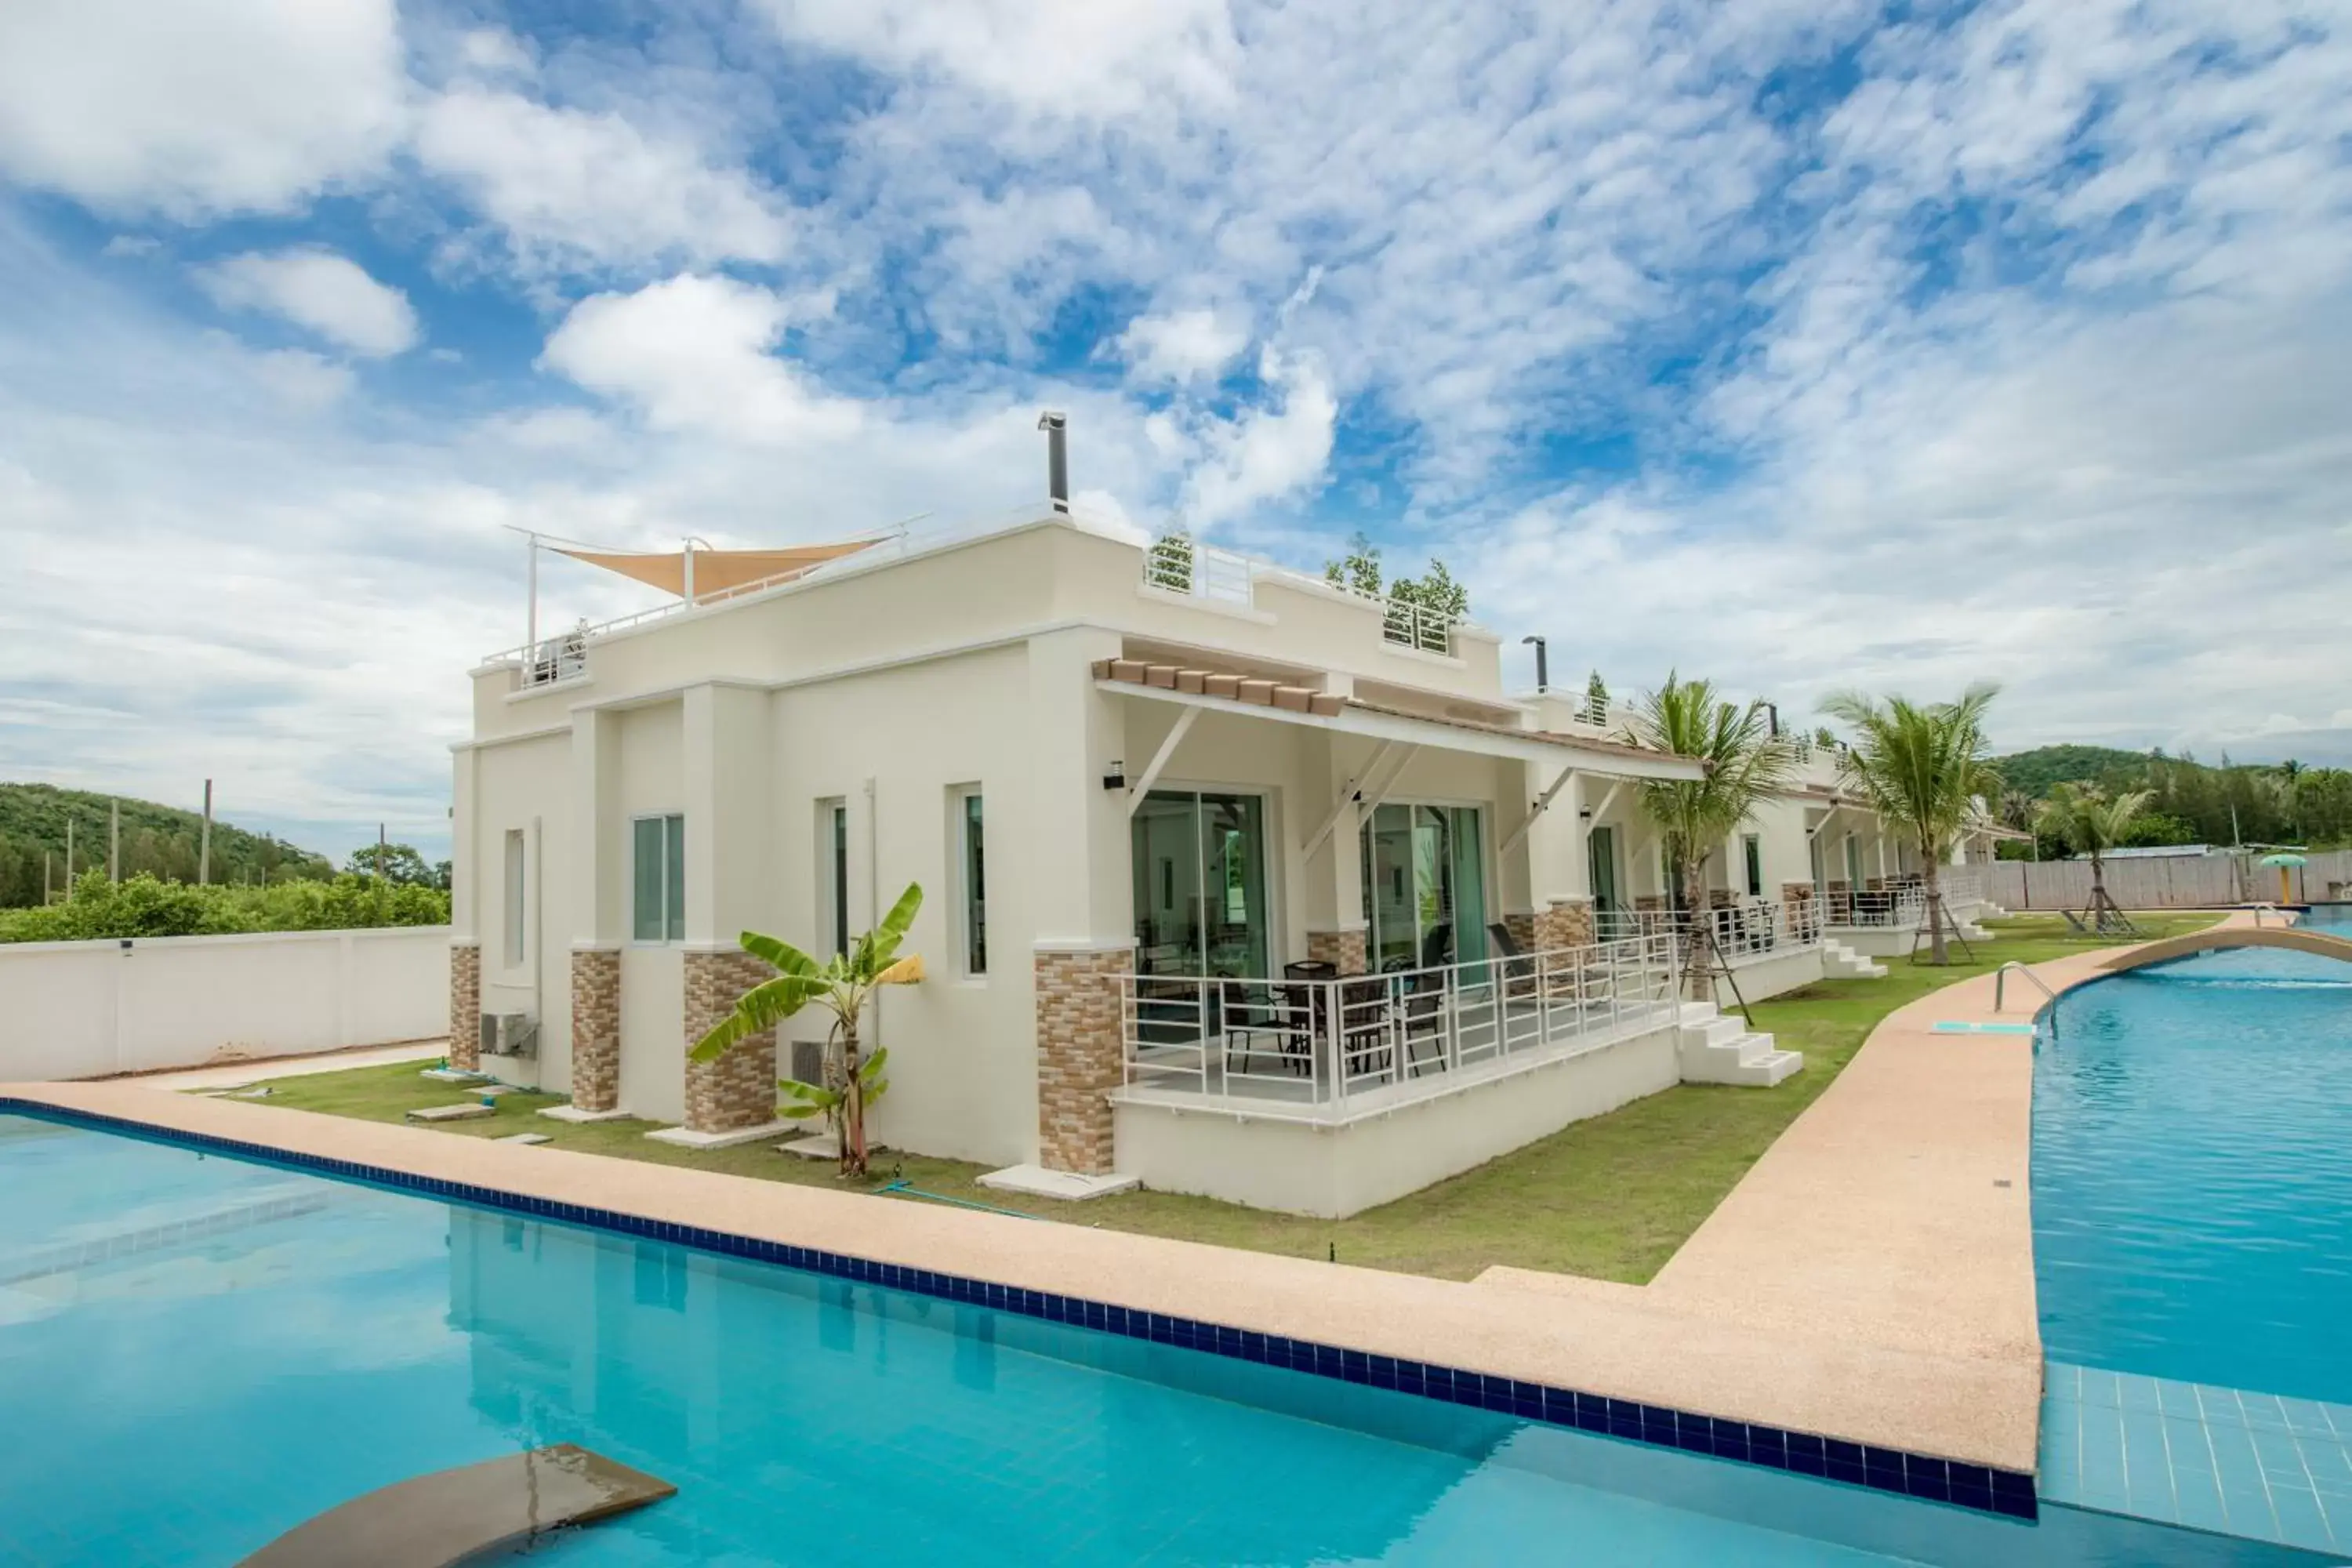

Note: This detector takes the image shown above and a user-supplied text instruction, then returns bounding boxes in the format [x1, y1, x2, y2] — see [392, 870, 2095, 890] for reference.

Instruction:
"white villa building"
[448, 457, 1994, 1217]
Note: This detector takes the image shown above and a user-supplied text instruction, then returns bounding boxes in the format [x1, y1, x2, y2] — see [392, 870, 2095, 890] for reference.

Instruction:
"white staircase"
[1821, 938, 1888, 979]
[1676, 1002, 1804, 1087]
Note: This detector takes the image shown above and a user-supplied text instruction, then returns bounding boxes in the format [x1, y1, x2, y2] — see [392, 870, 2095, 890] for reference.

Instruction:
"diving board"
[238, 1444, 674, 1566]
[2097, 925, 2352, 974]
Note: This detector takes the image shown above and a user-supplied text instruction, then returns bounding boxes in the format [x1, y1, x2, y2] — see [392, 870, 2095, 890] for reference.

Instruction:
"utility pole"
[110, 800, 120, 883]
[379, 822, 388, 891]
[64, 818, 74, 900]
[42, 852, 49, 905]
[199, 779, 212, 886]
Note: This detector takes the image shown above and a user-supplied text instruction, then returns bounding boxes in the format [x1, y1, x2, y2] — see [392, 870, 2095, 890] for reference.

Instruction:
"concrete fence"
[1986, 852, 2352, 912]
[0, 926, 450, 1082]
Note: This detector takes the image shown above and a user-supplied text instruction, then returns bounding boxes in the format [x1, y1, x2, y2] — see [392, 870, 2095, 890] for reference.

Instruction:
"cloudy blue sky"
[2, 0, 2348, 862]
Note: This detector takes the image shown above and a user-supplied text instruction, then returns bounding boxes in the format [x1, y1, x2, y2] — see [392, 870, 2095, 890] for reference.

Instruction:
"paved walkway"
[118, 1040, 446, 1093]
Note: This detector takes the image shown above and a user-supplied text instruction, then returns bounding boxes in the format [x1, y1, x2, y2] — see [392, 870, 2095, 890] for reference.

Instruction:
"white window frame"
[502, 829, 527, 969]
[816, 798, 849, 958]
[951, 785, 986, 978]
[631, 813, 685, 945]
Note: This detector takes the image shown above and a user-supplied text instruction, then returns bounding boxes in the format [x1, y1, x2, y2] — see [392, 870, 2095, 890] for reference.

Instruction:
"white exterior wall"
[1113, 1025, 1681, 1218]
[468, 728, 574, 1090]
[0, 927, 449, 1081]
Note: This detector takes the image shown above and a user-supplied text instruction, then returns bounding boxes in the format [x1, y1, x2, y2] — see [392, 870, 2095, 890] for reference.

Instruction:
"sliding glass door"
[1131, 790, 1270, 979]
[1359, 804, 1486, 973]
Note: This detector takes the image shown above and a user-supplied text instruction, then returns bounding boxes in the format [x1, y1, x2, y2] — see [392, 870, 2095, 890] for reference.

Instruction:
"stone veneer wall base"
[448, 942, 481, 1071]
[681, 949, 779, 1134]
[568, 948, 622, 1113]
[1035, 946, 1133, 1176]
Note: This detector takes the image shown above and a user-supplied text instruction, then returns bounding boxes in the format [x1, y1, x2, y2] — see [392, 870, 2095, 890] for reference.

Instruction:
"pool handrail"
[2252, 902, 2278, 927]
[1993, 961, 2056, 1014]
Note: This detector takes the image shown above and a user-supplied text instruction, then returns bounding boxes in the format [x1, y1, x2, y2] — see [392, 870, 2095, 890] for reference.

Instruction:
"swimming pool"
[0, 1111, 2315, 1566]
[2036, 944, 2352, 1552]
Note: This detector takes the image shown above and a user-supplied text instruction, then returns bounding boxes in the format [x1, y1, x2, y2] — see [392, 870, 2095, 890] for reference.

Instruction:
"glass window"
[816, 800, 850, 957]
[960, 791, 986, 975]
[1359, 804, 1487, 971]
[1744, 833, 1763, 897]
[1130, 790, 1267, 979]
[503, 829, 526, 967]
[633, 815, 684, 942]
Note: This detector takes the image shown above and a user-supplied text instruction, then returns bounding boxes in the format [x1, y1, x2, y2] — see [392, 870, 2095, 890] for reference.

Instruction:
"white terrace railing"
[1939, 869, 1985, 909]
[1817, 882, 1929, 928]
[1116, 931, 1680, 1120]
[1595, 898, 1825, 962]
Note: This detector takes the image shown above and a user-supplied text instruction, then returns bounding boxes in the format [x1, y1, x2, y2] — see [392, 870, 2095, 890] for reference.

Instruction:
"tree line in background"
[0, 782, 450, 940]
[1987, 746, 2352, 855]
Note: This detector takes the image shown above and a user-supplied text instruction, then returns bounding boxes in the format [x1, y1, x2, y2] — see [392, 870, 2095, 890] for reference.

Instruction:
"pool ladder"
[1993, 961, 2055, 1014]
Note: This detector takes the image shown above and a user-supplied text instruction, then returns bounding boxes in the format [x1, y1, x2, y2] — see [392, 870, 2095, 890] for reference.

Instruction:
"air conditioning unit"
[479, 1011, 539, 1060]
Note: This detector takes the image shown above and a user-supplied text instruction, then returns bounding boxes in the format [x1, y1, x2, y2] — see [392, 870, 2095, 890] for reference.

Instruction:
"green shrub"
[0, 871, 449, 944]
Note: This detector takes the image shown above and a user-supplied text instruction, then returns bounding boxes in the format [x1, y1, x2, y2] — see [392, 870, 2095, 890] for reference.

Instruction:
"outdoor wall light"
[1103, 760, 1126, 790]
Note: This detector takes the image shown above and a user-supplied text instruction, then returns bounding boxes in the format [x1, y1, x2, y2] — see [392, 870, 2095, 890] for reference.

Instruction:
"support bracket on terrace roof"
[1499, 762, 1580, 858]
[1301, 739, 1396, 857]
[1126, 706, 1201, 816]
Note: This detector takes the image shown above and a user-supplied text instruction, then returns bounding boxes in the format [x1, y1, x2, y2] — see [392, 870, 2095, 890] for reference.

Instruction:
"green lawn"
[239, 911, 2219, 1287]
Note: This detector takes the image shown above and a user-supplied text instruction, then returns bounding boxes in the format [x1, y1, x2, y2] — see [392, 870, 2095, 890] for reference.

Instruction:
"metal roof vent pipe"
[1038, 410, 1069, 514]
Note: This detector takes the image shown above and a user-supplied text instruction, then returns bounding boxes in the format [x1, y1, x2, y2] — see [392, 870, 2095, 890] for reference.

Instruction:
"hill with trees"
[1988, 746, 2352, 855]
[0, 783, 452, 938]
[0, 783, 336, 907]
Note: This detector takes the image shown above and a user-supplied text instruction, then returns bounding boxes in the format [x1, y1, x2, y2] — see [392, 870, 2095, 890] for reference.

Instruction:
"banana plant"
[690, 883, 924, 1178]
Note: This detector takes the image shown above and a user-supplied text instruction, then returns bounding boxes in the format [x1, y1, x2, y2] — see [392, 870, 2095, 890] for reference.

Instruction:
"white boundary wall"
[0, 927, 449, 1082]
[1987, 851, 2352, 911]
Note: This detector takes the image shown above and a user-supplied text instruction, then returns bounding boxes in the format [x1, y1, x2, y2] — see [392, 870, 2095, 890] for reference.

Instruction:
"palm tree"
[1820, 685, 2002, 964]
[690, 884, 925, 1178]
[2034, 783, 2152, 927]
[1624, 674, 1799, 996]
[1997, 788, 2038, 833]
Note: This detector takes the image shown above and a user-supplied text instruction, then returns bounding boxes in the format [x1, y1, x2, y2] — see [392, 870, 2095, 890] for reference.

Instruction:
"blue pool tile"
[2116, 1374, 2162, 1413]
[2079, 1367, 2122, 1408]
[2268, 1485, 2334, 1552]
[2301, 1439, 2352, 1490]
[2280, 1398, 2336, 1437]
[2078, 1406, 2127, 1497]
[2323, 1403, 2352, 1440]
[2154, 1378, 2205, 1419]
[2172, 1467, 2230, 1535]
[2162, 1416, 2216, 1472]
[2241, 1392, 2292, 1430]
[2252, 1425, 2312, 1482]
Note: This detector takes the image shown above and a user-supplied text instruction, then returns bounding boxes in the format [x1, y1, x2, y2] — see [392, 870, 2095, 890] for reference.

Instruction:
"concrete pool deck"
[0, 914, 2252, 1483]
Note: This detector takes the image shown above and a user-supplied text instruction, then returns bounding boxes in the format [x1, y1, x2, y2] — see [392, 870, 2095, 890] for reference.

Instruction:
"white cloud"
[0, 0, 405, 217]
[762, 0, 1239, 118]
[198, 249, 418, 357]
[249, 348, 356, 408]
[1177, 347, 1338, 528]
[541, 274, 861, 444]
[1116, 309, 1248, 385]
[413, 89, 793, 273]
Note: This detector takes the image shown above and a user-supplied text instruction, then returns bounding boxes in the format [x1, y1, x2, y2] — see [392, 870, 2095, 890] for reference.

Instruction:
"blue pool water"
[2036, 947, 2352, 1401]
[0, 1114, 2314, 1566]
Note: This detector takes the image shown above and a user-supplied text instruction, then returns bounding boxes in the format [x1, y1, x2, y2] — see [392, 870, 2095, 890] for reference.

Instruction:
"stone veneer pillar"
[1531, 897, 1595, 953]
[448, 942, 480, 1069]
[681, 949, 778, 1134]
[1304, 927, 1369, 975]
[1035, 946, 1132, 1175]
[569, 947, 622, 1112]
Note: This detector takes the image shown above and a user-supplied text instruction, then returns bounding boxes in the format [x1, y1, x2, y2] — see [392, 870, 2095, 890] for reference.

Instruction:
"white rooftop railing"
[1116, 931, 1679, 1120]
[484, 505, 1483, 687]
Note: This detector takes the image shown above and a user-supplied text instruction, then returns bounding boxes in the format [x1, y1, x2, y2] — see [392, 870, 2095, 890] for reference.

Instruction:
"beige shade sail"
[554, 539, 880, 598]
